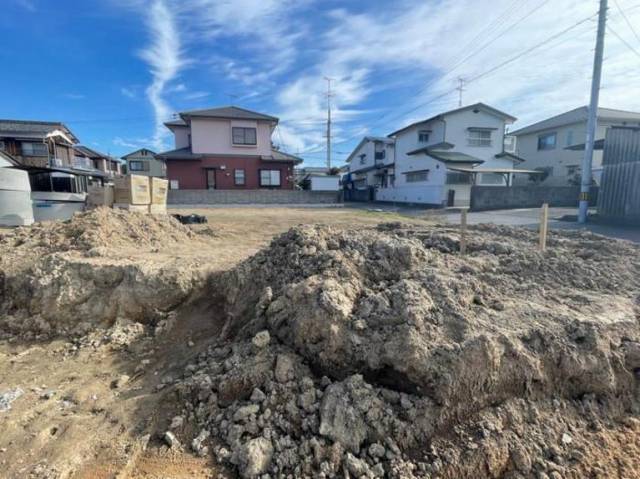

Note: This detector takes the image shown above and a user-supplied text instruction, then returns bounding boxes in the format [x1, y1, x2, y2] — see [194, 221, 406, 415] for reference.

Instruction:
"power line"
[465, 13, 598, 84]
[607, 24, 640, 59]
[300, 11, 599, 156]
[612, 0, 640, 44]
[427, 0, 552, 94]
[315, 0, 532, 146]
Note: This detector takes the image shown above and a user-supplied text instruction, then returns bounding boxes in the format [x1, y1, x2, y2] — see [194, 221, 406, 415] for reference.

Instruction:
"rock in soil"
[173, 224, 640, 478]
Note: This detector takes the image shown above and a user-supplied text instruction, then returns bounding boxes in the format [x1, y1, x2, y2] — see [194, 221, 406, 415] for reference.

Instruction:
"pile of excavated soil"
[0, 209, 209, 337]
[172, 223, 640, 478]
[0, 207, 196, 257]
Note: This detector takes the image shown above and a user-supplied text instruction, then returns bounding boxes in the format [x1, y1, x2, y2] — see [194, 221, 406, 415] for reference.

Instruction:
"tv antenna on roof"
[225, 92, 239, 104]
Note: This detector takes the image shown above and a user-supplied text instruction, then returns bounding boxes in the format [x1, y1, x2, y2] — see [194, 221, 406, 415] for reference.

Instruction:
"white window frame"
[260, 169, 281, 187]
[234, 168, 246, 186]
[405, 170, 430, 183]
[418, 130, 430, 143]
[467, 130, 492, 147]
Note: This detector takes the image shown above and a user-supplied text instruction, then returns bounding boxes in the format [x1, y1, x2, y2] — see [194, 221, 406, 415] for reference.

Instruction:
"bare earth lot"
[2, 206, 640, 479]
[0, 207, 433, 479]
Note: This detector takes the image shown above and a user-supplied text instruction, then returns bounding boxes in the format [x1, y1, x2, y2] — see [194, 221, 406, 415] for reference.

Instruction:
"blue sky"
[3, 0, 640, 166]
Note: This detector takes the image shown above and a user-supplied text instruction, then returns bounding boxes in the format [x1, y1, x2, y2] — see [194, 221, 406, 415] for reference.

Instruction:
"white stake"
[460, 208, 468, 254]
[539, 203, 549, 251]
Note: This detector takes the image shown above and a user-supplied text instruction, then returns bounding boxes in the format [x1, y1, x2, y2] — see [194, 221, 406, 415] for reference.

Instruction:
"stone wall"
[168, 189, 341, 205]
[470, 186, 597, 211]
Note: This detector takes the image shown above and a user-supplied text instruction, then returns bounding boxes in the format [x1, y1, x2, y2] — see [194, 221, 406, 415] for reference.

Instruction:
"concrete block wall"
[470, 186, 584, 211]
[168, 189, 341, 205]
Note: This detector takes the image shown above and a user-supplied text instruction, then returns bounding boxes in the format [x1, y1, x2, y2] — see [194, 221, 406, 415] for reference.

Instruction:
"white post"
[460, 208, 468, 254]
[539, 203, 549, 251]
[578, 0, 608, 223]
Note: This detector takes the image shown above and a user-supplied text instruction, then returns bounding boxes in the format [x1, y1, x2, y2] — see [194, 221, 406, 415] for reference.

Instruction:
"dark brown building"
[0, 119, 79, 168]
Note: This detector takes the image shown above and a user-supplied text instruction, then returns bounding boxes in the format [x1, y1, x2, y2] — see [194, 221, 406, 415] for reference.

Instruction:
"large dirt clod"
[174, 223, 640, 478]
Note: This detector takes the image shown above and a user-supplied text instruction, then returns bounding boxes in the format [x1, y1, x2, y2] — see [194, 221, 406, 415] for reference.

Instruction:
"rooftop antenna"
[456, 77, 466, 107]
[323, 77, 335, 169]
[225, 92, 239, 105]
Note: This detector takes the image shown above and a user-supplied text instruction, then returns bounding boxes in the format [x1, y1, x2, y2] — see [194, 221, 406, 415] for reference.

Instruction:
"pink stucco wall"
[172, 126, 190, 149]
[189, 118, 273, 156]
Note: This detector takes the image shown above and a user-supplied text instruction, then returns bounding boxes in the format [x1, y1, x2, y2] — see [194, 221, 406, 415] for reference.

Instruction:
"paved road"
[346, 203, 640, 243]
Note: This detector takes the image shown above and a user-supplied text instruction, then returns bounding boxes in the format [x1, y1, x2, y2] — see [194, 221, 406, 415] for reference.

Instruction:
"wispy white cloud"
[273, 0, 640, 163]
[183, 91, 210, 100]
[170, 83, 187, 93]
[120, 87, 136, 99]
[113, 137, 140, 149]
[113, 136, 153, 150]
[121, 0, 640, 165]
[63, 93, 85, 100]
[138, 0, 184, 151]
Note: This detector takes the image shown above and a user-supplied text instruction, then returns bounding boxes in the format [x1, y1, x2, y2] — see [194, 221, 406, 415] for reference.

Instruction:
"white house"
[345, 136, 396, 188]
[347, 103, 525, 207]
[510, 106, 640, 186]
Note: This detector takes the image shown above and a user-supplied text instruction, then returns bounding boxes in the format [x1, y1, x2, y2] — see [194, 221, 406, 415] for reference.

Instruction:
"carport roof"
[447, 167, 544, 174]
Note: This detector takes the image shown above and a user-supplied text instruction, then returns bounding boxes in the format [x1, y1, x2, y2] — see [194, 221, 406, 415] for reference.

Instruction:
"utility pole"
[324, 77, 334, 169]
[456, 77, 466, 107]
[578, 0, 608, 223]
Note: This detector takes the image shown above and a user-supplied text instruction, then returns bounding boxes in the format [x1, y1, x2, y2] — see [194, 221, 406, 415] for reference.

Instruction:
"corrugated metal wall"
[598, 127, 640, 224]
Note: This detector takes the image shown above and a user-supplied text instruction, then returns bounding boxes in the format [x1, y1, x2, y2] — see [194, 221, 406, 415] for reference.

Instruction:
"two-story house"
[121, 148, 165, 177]
[0, 119, 79, 168]
[156, 106, 302, 190]
[346, 103, 522, 207]
[345, 136, 396, 189]
[510, 106, 640, 186]
[74, 146, 122, 177]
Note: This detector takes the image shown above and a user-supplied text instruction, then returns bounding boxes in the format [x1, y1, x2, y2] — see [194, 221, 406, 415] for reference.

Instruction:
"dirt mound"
[0, 208, 208, 338]
[173, 224, 640, 478]
[0, 207, 196, 255]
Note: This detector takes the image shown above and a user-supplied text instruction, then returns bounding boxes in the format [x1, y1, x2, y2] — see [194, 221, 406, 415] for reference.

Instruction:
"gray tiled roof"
[408, 148, 484, 164]
[510, 106, 640, 136]
[155, 147, 203, 160]
[266, 150, 303, 163]
[156, 146, 303, 163]
[388, 103, 517, 138]
[0, 119, 78, 142]
[74, 145, 113, 160]
[180, 106, 278, 122]
[121, 148, 157, 159]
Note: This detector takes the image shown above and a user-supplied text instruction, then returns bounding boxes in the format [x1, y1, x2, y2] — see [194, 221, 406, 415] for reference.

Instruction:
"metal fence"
[598, 127, 640, 225]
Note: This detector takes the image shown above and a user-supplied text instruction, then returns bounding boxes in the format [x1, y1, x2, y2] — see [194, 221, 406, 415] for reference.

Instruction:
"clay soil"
[0, 207, 433, 479]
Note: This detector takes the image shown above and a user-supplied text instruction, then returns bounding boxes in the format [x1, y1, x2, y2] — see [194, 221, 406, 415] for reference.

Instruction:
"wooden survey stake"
[539, 203, 549, 251]
[460, 208, 468, 254]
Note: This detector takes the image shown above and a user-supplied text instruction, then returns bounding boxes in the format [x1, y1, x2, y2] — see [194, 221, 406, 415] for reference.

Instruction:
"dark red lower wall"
[166, 156, 296, 190]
